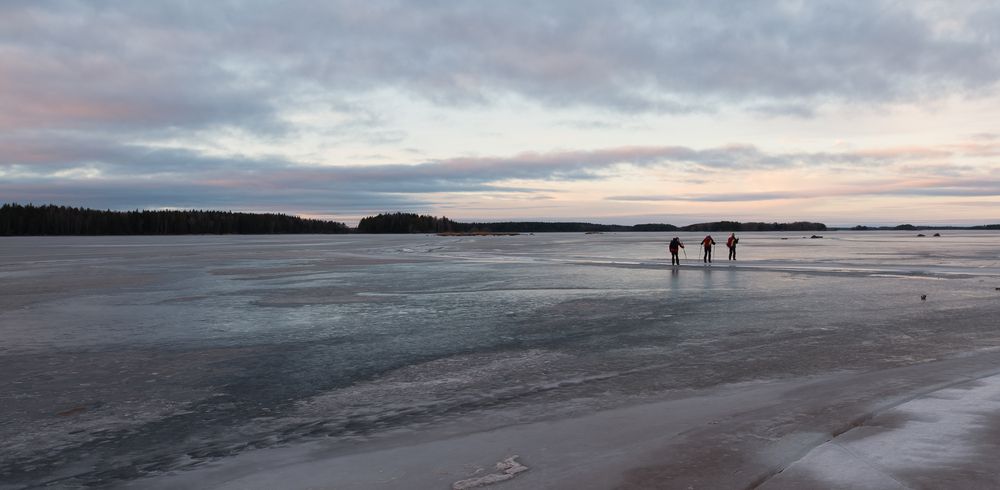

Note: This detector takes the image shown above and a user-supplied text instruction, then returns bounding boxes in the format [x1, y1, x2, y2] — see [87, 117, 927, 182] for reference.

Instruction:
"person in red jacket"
[669, 237, 684, 265]
[701, 235, 715, 263]
[726, 233, 739, 260]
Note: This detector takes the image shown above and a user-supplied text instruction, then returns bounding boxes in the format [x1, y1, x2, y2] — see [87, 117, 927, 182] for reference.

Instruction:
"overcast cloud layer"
[2, 0, 999, 225]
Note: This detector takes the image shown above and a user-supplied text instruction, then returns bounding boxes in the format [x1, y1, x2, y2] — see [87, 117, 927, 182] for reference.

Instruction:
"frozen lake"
[3, 231, 1000, 488]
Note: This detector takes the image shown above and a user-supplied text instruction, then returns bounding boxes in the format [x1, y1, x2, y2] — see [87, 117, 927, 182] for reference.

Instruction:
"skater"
[701, 235, 715, 263]
[669, 237, 684, 265]
[726, 233, 739, 260]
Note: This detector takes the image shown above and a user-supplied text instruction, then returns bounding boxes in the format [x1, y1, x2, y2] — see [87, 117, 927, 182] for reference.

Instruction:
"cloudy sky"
[2, 0, 999, 226]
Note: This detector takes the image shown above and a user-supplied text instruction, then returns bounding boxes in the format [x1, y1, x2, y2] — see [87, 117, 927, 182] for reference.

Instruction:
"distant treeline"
[847, 224, 1000, 231]
[679, 221, 827, 232]
[356, 212, 465, 233]
[460, 221, 638, 233]
[356, 213, 647, 233]
[1, 203, 349, 236]
[356, 213, 828, 234]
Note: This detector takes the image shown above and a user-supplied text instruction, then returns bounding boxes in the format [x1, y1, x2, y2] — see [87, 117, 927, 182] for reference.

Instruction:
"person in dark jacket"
[726, 233, 739, 260]
[701, 235, 715, 263]
[669, 237, 684, 265]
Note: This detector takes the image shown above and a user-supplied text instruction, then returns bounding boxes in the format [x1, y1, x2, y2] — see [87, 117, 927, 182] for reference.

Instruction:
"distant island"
[1, 203, 349, 236]
[356, 213, 1000, 234]
[356, 212, 827, 234]
[840, 224, 1000, 231]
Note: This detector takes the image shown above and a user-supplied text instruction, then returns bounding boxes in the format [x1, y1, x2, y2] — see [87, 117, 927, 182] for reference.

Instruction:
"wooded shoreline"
[1, 203, 350, 236]
[5, 205, 995, 236]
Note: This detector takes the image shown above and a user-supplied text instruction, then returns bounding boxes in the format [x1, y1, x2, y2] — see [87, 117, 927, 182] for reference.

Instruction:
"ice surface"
[759, 374, 1000, 489]
[104, 353, 1000, 490]
[3, 231, 1000, 488]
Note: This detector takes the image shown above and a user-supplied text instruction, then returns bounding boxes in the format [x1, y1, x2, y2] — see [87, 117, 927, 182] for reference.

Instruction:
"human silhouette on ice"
[702, 235, 715, 263]
[726, 233, 739, 260]
[669, 237, 684, 265]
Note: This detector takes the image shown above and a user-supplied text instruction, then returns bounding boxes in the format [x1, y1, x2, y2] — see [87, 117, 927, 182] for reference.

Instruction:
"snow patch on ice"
[452, 455, 529, 490]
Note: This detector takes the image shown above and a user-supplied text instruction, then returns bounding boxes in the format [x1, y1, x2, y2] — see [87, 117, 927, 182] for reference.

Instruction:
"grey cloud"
[3, 135, 996, 216]
[2, 0, 999, 138]
[12, 0, 1000, 220]
[897, 163, 977, 177]
[611, 179, 1000, 202]
[0, 133, 285, 176]
[2, 137, 975, 188]
[0, 177, 434, 217]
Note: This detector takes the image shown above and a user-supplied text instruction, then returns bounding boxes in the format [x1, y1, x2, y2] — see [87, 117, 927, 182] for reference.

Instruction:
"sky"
[2, 0, 999, 227]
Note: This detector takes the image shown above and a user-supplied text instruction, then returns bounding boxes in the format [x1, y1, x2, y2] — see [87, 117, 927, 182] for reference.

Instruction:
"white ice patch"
[765, 374, 1000, 488]
[451, 455, 529, 490]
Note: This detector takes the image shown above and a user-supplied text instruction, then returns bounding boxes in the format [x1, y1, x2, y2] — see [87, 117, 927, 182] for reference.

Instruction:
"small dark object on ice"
[917, 234, 925, 237]
[810, 235, 823, 239]
[933, 233, 941, 236]
[57, 407, 87, 416]
[920, 295, 926, 300]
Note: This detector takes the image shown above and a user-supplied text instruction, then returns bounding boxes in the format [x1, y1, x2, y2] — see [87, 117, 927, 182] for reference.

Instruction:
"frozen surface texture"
[2, 231, 1000, 489]
[451, 455, 528, 489]
[759, 374, 1000, 490]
